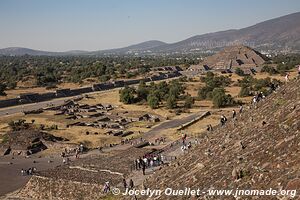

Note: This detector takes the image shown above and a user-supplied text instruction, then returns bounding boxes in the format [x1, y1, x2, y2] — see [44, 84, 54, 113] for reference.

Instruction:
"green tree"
[211, 88, 236, 108]
[239, 86, 251, 97]
[0, 83, 7, 96]
[184, 95, 194, 108]
[166, 95, 177, 109]
[198, 86, 213, 100]
[137, 81, 149, 101]
[261, 66, 278, 75]
[147, 94, 159, 109]
[235, 67, 246, 76]
[119, 86, 136, 104]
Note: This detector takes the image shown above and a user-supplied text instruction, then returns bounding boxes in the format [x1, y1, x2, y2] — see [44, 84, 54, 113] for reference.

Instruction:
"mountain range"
[0, 12, 300, 56]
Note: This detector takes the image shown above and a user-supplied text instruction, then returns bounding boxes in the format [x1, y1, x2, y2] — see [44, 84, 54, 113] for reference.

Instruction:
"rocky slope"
[145, 78, 300, 199]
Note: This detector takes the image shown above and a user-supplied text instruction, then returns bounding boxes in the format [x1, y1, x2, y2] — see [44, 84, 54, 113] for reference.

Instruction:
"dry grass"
[1, 70, 299, 151]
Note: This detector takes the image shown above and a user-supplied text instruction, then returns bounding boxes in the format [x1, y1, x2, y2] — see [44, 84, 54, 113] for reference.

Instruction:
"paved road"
[0, 88, 121, 117]
[0, 98, 73, 117]
[0, 149, 113, 197]
[143, 111, 206, 141]
[0, 77, 181, 117]
[0, 155, 62, 196]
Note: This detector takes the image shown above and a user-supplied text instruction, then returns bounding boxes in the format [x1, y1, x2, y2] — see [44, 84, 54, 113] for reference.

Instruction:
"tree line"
[0, 55, 199, 93]
[119, 80, 194, 109]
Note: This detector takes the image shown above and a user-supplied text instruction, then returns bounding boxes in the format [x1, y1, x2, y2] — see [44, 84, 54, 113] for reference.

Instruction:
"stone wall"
[17, 175, 105, 200]
[0, 98, 20, 108]
[0, 72, 181, 109]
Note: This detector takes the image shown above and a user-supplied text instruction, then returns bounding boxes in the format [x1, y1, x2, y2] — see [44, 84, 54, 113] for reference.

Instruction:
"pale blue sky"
[0, 0, 300, 51]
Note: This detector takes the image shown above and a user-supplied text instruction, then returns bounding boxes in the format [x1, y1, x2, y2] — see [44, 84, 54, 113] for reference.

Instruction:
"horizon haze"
[1, 0, 300, 51]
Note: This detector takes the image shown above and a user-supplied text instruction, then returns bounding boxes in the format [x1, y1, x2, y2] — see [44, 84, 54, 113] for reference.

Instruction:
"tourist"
[232, 110, 236, 119]
[153, 156, 158, 166]
[63, 157, 69, 165]
[150, 159, 154, 168]
[187, 142, 192, 149]
[129, 179, 134, 189]
[75, 148, 79, 159]
[143, 157, 148, 167]
[206, 125, 211, 131]
[142, 163, 146, 175]
[135, 159, 138, 170]
[252, 96, 257, 104]
[21, 169, 25, 176]
[139, 157, 143, 169]
[123, 178, 127, 189]
[103, 181, 110, 193]
[182, 133, 187, 145]
[207, 124, 213, 132]
[220, 115, 227, 126]
[181, 145, 186, 152]
[28, 168, 33, 175]
[239, 105, 243, 114]
[285, 73, 290, 82]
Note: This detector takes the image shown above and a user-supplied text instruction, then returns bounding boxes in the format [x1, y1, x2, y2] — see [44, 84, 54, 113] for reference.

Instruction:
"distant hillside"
[92, 40, 167, 55]
[145, 78, 300, 199]
[151, 12, 300, 53]
[0, 47, 58, 56]
[1, 12, 300, 56]
[0, 47, 89, 56]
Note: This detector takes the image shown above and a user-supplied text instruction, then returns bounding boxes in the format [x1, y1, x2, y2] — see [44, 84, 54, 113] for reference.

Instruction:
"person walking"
[129, 179, 134, 189]
[123, 178, 127, 190]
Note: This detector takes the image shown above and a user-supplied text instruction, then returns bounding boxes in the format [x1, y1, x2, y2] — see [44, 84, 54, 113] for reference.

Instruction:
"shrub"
[261, 66, 278, 75]
[0, 83, 7, 96]
[239, 86, 251, 97]
[184, 95, 194, 108]
[198, 86, 213, 100]
[211, 88, 236, 108]
[235, 67, 246, 76]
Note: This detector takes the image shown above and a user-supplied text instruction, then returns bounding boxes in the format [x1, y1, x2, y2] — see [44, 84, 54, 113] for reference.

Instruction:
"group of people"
[154, 137, 166, 145]
[120, 137, 135, 145]
[60, 144, 85, 164]
[219, 106, 243, 127]
[134, 154, 164, 175]
[123, 178, 134, 190]
[252, 92, 266, 106]
[103, 179, 135, 193]
[181, 141, 192, 152]
[21, 167, 36, 176]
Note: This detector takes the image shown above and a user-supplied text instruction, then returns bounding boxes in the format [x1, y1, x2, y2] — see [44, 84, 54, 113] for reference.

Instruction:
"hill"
[201, 45, 267, 70]
[92, 40, 167, 55]
[152, 12, 300, 53]
[0, 47, 89, 56]
[0, 12, 300, 55]
[0, 47, 58, 56]
[145, 78, 300, 199]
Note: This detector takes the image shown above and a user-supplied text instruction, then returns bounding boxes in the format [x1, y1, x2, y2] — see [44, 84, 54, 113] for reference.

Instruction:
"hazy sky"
[1, 0, 300, 51]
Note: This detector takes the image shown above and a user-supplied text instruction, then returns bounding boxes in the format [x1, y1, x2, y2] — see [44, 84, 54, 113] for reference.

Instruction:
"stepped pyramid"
[146, 78, 300, 199]
[203, 45, 267, 70]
